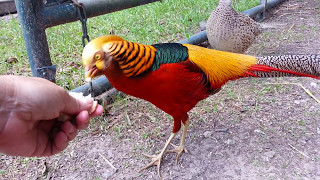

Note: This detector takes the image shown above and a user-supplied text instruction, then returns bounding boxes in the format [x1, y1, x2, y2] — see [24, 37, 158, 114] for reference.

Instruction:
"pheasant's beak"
[84, 66, 96, 99]
[84, 66, 98, 82]
[85, 67, 92, 82]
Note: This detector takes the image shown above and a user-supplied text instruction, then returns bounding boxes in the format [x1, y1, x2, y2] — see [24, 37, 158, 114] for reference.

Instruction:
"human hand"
[0, 75, 104, 157]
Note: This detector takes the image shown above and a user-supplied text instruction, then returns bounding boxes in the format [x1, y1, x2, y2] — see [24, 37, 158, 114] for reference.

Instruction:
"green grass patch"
[0, 169, 5, 175]
[0, 0, 259, 89]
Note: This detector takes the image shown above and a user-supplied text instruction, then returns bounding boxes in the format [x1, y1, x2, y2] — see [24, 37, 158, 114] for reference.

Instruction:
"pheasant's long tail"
[244, 55, 320, 80]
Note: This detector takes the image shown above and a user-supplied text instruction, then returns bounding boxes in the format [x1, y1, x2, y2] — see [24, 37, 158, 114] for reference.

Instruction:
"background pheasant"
[206, 0, 262, 53]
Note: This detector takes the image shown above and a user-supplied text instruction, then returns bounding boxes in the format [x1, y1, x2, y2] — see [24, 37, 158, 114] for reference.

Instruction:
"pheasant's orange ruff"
[107, 41, 157, 77]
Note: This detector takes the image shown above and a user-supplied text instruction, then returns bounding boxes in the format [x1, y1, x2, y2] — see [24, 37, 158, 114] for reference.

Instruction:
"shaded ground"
[1, 0, 320, 179]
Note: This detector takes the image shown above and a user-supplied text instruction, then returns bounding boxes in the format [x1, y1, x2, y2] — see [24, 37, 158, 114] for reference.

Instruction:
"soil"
[1, 0, 320, 179]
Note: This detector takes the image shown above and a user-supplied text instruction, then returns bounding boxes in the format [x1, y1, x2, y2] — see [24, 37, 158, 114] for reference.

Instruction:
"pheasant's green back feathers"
[151, 43, 189, 71]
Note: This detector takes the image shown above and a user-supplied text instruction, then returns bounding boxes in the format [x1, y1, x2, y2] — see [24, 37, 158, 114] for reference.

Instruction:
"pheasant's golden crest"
[82, 35, 123, 67]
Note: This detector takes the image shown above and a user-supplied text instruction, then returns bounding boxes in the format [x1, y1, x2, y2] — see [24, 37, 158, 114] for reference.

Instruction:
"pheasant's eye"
[95, 54, 101, 60]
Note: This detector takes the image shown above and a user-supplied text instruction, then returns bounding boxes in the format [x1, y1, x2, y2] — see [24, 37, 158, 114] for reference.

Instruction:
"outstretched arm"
[0, 75, 104, 157]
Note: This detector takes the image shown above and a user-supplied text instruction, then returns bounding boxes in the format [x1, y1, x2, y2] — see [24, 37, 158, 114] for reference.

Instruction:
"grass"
[0, 170, 5, 175]
[0, 0, 259, 89]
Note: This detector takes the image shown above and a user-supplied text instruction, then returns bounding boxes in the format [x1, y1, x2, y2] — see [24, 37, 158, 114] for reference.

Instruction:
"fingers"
[39, 104, 104, 156]
[50, 121, 78, 155]
[47, 104, 104, 156]
[40, 130, 69, 156]
[53, 131, 69, 154]
[75, 104, 104, 129]
[62, 91, 94, 115]
[52, 104, 104, 153]
[61, 121, 78, 140]
[75, 111, 90, 129]
[89, 105, 104, 118]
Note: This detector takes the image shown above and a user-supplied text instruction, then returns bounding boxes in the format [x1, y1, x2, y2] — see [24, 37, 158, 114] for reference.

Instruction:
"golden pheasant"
[82, 35, 320, 178]
[206, 0, 262, 53]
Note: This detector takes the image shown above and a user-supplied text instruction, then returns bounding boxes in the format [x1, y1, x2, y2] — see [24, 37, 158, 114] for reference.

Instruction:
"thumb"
[61, 92, 93, 115]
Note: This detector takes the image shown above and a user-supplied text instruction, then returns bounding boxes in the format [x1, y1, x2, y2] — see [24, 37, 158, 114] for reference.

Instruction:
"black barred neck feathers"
[105, 41, 189, 77]
[104, 40, 157, 77]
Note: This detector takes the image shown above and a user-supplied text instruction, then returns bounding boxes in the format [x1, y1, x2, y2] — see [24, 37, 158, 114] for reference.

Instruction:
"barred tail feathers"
[245, 55, 320, 79]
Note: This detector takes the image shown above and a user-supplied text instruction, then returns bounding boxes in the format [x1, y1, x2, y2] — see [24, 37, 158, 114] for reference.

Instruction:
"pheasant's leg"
[140, 133, 176, 178]
[167, 119, 189, 163]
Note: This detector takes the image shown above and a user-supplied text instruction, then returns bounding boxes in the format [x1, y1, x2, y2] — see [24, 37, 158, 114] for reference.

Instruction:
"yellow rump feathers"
[183, 44, 258, 88]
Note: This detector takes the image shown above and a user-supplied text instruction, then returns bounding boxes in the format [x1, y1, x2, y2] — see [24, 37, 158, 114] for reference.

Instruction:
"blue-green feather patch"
[151, 43, 189, 71]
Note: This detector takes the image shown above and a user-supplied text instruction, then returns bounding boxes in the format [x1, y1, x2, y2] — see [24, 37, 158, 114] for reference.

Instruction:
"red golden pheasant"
[82, 35, 320, 177]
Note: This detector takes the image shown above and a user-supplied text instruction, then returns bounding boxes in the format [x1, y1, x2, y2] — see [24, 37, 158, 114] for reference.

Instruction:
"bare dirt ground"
[1, 0, 320, 179]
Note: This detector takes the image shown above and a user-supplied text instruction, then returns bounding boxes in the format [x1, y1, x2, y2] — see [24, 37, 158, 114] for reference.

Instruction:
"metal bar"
[71, 76, 112, 96]
[0, 0, 16, 15]
[80, 0, 161, 18]
[266, 0, 285, 10]
[0, 0, 14, 3]
[43, 0, 162, 28]
[14, 0, 57, 82]
[256, 0, 267, 21]
[179, 31, 207, 45]
[243, 0, 284, 18]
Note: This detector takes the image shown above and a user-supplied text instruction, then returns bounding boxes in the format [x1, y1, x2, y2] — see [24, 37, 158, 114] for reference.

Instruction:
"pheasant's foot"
[167, 143, 188, 163]
[140, 153, 164, 178]
[139, 133, 176, 178]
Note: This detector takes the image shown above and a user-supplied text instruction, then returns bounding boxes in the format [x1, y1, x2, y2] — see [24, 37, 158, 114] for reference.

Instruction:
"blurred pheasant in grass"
[207, 0, 262, 53]
[82, 35, 320, 178]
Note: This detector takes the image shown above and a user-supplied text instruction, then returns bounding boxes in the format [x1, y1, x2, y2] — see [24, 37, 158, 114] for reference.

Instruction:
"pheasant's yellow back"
[183, 44, 258, 88]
